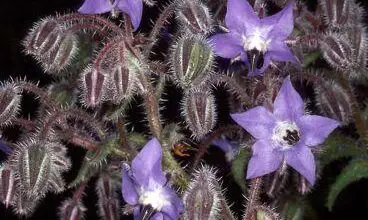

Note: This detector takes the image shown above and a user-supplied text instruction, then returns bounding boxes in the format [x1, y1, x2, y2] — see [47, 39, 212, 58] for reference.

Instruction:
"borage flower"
[231, 76, 339, 185]
[121, 138, 184, 220]
[210, 0, 297, 76]
[78, 0, 142, 30]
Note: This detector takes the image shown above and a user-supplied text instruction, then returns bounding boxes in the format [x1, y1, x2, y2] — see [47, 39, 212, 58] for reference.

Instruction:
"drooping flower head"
[78, 0, 143, 30]
[231, 76, 339, 185]
[212, 137, 239, 162]
[210, 0, 297, 76]
[121, 138, 184, 220]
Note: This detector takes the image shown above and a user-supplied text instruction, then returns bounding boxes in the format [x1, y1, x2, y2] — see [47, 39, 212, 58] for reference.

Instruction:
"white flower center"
[242, 28, 271, 52]
[139, 185, 170, 211]
[272, 121, 301, 149]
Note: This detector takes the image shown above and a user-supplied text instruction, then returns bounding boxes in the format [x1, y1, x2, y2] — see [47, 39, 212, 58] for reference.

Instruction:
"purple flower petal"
[209, 33, 243, 59]
[133, 206, 141, 220]
[298, 115, 340, 146]
[117, 0, 143, 31]
[121, 166, 139, 205]
[150, 212, 164, 220]
[246, 140, 283, 179]
[161, 189, 184, 220]
[0, 140, 12, 155]
[131, 138, 166, 187]
[231, 106, 276, 139]
[273, 76, 304, 121]
[267, 41, 297, 63]
[285, 144, 316, 185]
[225, 0, 260, 33]
[78, 0, 114, 14]
[261, 0, 295, 39]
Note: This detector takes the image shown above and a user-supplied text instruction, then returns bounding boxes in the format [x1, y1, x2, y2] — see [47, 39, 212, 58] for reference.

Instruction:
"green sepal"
[231, 147, 251, 192]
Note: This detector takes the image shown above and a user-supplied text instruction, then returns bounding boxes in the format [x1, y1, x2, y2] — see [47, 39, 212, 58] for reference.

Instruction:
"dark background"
[1, 0, 368, 219]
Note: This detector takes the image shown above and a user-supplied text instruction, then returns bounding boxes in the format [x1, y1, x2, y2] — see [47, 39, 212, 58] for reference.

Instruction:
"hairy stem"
[244, 177, 263, 220]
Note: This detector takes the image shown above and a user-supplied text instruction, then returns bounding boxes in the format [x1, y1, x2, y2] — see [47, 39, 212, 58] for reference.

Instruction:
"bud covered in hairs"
[95, 174, 121, 220]
[181, 88, 216, 140]
[0, 164, 16, 208]
[58, 199, 86, 220]
[315, 79, 352, 125]
[23, 17, 62, 56]
[39, 33, 79, 73]
[176, 0, 213, 35]
[170, 34, 214, 88]
[80, 67, 108, 107]
[319, 32, 353, 72]
[0, 83, 22, 127]
[319, 0, 352, 29]
[183, 165, 222, 220]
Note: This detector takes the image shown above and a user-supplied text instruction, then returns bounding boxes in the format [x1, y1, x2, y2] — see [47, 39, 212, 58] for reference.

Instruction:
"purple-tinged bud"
[315, 80, 352, 125]
[0, 83, 22, 126]
[347, 25, 368, 79]
[14, 191, 40, 216]
[170, 34, 214, 88]
[110, 64, 136, 103]
[181, 88, 217, 140]
[95, 174, 121, 220]
[58, 199, 86, 220]
[183, 165, 221, 220]
[80, 67, 107, 107]
[40, 33, 78, 72]
[23, 17, 62, 56]
[176, 0, 213, 35]
[48, 80, 77, 107]
[320, 33, 353, 72]
[0, 165, 16, 208]
[319, 0, 351, 29]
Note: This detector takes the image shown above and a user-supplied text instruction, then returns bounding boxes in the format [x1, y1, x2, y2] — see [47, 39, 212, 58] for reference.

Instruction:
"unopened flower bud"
[59, 199, 86, 220]
[40, 33, 78, 72]
[110, 64, 136, 103]
[80, 67, 107, 107]
[176, 0, 213, 35]
[0, 83, 22, 126]
[182, 88, 216, 140]
[96, 174, 121, 220]
[23, 17, 62, 56]
[170, 34, 214, 88]
[183, 166, 221, 220]
[0, 165, 16, 208]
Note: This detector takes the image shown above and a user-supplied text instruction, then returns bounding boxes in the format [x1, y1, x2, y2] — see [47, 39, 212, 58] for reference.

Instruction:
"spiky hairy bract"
[0, 164, 16, 208]
[176, 0, 214, 35]
[319, 0, 352, 29]
[23, 16, 79, 73]
[58, 199, 86, 220]
[8, 139, 71, 215]
[169, 33, 215, 89]
[183, 165, 222, 220]
[181, 88, 217, 140]
[315, 79, 352, 125]
[80, 66, 108, 107]
[95, 173, 121, 220]
[0, 82, 22, 127]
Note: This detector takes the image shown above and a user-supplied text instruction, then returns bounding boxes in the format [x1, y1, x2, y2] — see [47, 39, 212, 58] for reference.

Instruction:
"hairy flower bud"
[170, 34, 214, 88]
[95, 174, 121, 220]
[23, 17, 62, 56]
[183, 166, 221, 220]
[320, 33, 353, 72]
[40, 33, 78, 72]
[315, 80, 352, 125]
[176, 0, 213, 34]
[0, 83, 22, 126]
[181, 88, 216, 140]
[319, 0, 351, 29]
[110, 64, 136, 103]
[58, 199, 86, 220]
[80, 67, 107, 107]
[0, 165, 16, 208]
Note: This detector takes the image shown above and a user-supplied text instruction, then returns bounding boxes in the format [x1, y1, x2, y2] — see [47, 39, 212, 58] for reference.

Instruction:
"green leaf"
[318, 133, 367, 168]
[231, 148, 251, 192]
[326, 159, 368, 211]
[282, 200, 317, 220]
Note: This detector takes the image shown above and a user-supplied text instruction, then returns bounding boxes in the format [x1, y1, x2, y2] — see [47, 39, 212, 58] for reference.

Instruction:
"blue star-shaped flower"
[210, 0, 298, 76]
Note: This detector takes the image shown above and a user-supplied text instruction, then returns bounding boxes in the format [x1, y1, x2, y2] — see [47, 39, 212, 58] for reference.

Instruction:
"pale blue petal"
[78, 0, 113, 14]
[209, 33, 243, 59]
[121, 166, 139, 205]
[226, 0, 260, 34]
[246, 140, 283, 179]
[286, 144, 316, 185]
[117, 0, 143, 30]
